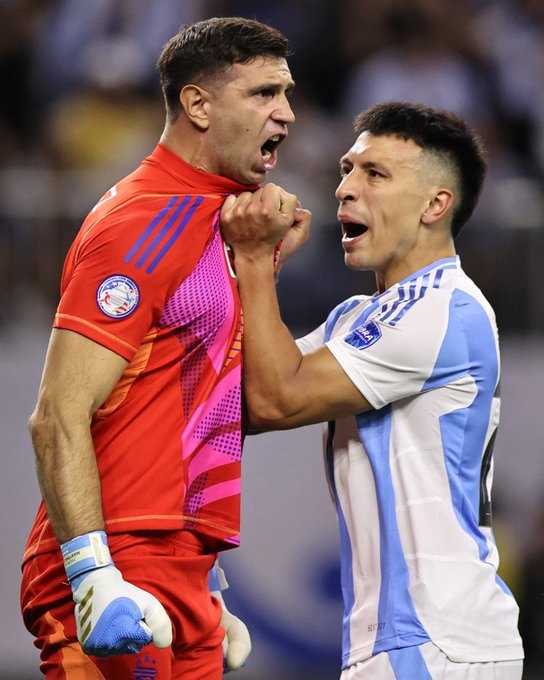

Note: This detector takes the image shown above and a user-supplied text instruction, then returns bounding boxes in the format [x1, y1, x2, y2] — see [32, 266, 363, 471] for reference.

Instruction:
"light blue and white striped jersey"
[297, 257, 523, 668]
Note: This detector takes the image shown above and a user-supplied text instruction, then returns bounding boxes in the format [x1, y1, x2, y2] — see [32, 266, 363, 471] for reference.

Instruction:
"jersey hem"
[343, 635, 524, 668]
[23, 514, 239, 562]
[432, 639, 525, 664]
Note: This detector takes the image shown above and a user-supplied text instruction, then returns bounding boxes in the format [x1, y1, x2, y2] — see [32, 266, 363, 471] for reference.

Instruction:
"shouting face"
[336, 132, 442, 285]
[202, 56, 295, 184]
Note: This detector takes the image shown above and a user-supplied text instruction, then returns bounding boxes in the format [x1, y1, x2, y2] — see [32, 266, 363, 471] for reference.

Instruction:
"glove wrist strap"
[61, 531, 113, 584]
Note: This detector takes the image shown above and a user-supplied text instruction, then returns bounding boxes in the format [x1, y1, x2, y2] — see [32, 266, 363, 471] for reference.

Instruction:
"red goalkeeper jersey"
[24, 145, 253, 561]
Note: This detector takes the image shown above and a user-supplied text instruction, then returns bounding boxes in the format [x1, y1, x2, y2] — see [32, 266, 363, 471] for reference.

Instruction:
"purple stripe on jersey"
[389, 272, 431, 326]
[432, 264, 457, 289]
[135, 195, 191, 269]
[379, 285, 406, 322]
[124, 195, 179, 264]
[147, 196, 203, 273]
[433, 268, 444, 289]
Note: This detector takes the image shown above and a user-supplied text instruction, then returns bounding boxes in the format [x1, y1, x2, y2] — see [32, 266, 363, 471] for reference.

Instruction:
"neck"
[159, 119, 216, 175]
[375, 239, 456, 293]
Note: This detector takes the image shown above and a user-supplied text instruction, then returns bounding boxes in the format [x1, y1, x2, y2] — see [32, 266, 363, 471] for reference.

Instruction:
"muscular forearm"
[235, 252, 304, 425]
[30, 408, 104, 543]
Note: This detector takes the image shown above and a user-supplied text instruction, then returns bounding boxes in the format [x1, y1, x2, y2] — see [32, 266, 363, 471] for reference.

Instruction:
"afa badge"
[97, 275, 139, 319]
[345, 321, 382, 350]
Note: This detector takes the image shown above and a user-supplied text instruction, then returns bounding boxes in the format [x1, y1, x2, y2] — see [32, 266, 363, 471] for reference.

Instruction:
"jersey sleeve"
[295, 295, 365, 356]
[295, 322, 326, 355]
[326, 290, 459, 409]
[54, 195, 218, 360]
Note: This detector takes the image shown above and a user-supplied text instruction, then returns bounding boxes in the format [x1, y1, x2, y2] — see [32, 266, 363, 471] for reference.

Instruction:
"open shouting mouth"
[260, 133, 285, 171]
[341, 222, 369, 239]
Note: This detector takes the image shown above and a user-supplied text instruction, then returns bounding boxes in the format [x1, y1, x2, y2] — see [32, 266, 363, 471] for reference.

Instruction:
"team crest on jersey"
[96, 275, 139, 319]
[345, 321, 382, 350]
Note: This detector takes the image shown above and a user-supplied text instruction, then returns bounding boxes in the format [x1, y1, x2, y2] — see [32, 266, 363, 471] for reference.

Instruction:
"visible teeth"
[270, 135, 280, 142]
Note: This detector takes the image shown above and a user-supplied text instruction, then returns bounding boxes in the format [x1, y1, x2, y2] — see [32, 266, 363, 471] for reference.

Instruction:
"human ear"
[179, 84, 211, 131]
[421, 189, 455, 226]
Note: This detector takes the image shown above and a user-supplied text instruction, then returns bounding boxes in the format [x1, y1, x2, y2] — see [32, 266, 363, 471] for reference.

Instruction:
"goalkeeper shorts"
[21, 529, 224, 679]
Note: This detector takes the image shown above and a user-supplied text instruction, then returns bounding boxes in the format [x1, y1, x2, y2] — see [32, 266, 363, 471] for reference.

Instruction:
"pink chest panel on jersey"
[159, 222, 242, 535]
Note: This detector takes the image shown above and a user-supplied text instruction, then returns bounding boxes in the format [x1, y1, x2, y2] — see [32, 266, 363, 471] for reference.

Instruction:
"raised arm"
[221, 184, 372, 430]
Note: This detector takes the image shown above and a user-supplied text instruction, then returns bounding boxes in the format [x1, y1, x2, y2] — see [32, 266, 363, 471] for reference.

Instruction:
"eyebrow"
[249, 80, 296, 95]
[340, 157, 390, 172]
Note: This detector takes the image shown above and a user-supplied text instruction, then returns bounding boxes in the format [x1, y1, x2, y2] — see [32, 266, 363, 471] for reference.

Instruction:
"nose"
[273, 95, 295, 124]
[335, 175, 357, 203]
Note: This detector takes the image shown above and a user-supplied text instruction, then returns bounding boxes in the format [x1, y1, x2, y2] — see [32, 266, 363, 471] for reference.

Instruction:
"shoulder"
[76, 193, 221, 263]
[451, 271, 497, 324]
[373, 270, 455, 333]
[446, 274, 499, 362]
[86, 191, 219, 240]
[422, 273, 500, 389]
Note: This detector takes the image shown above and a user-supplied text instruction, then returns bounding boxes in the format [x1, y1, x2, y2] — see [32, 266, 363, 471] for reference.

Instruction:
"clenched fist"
[221, 184, 310, 260]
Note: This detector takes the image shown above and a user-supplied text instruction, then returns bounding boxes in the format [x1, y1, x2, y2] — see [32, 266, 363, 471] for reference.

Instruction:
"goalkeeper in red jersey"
[21, 17, 297, 680]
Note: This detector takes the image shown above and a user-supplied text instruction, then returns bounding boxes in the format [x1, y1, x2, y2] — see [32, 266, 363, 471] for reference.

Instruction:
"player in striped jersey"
[221, 102, 524, 679]
[21, 17, 295, 679]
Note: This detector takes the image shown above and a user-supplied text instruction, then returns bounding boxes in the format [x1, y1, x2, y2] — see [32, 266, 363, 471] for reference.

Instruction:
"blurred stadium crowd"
[1, 0, 544, 333]
[1, 0, 543, 675]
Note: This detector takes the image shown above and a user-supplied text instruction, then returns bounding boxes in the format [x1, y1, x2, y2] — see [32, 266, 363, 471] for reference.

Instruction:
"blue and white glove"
[61, 531, 172, 656]
[209, 564, 251, 672]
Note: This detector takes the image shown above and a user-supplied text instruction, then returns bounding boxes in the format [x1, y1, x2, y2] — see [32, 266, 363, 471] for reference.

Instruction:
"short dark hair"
[157, 17, 290, 121]
[354, 102, 487, 237]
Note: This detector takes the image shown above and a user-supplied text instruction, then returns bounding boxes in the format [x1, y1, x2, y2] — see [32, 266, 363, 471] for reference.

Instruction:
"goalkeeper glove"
[61, 531, 172, 656]
[212, 590, 251, 672]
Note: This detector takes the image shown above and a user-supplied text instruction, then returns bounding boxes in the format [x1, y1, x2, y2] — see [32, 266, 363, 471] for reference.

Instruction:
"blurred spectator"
[342, 2, 492, 127]
[216, 0, 344, 109]
[474, 0, 544, 176]
[339, 0, 480, 67]
[0, 0, 543, 334]
[31, 0, 210, 102]
[473, 122, 544, 232]
[0, 0, 51, 159]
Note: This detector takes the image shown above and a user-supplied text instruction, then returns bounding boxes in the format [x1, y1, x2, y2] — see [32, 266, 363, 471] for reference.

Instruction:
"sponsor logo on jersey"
[345, 321, 382, 349]
[97, 275, 139, 319]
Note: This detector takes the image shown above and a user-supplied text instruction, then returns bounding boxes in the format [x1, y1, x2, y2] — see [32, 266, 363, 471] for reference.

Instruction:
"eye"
[256, 88, 276, 99]
[340, 165, 351, 178]
[367, 168, 384, 179]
